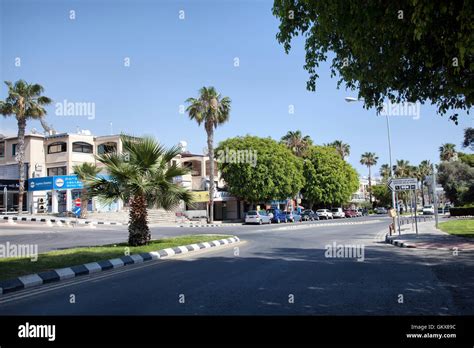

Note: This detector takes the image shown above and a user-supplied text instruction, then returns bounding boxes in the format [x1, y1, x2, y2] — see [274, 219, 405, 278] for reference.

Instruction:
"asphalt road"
[0, 217, 472, 315]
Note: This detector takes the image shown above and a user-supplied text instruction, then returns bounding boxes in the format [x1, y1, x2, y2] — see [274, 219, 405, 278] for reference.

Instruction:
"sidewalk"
[385, 220, 474, 251]
[1, 214, 124, 226]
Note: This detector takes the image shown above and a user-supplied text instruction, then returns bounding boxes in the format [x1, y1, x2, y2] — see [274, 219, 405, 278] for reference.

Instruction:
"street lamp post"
[345, 97, 398, 232]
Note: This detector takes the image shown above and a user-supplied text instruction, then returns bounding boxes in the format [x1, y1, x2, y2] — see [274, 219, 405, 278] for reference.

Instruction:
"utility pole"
[432, 164, 439, 228]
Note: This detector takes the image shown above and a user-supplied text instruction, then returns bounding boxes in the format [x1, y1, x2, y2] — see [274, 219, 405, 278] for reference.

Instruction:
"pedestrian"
[388, 206, 396, 235]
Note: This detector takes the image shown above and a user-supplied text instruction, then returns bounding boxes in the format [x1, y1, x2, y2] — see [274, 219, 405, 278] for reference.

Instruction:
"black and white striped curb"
[179, 223, 243, 228]
[2, 215, 123, 226]
[0, 236, 240, 295]
[272, 219, 384, 231]
[385, 235, 416, 248]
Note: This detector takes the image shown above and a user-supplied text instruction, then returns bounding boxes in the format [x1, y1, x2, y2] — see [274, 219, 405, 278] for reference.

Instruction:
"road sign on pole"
[388, 178, 417, 192]
[75, 198, 81, 207]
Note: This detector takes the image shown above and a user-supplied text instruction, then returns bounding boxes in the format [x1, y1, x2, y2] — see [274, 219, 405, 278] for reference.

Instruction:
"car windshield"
[331, 209, 339, 212]
[423, 205, 433, 209]
[317, 209, 325, 212]
[247, 211, 257, 216]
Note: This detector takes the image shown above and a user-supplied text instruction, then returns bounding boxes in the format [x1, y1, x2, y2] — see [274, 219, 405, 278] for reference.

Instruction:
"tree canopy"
[302, 146, 359, 206]
[438, 160, 474, 206]
[272, 0, 473, 123]
[216, 136, 304, 203]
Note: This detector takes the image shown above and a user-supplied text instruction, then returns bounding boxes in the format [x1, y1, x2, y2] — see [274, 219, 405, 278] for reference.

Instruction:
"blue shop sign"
[53, 175, 83, 190]
[28, 177, 54, 191]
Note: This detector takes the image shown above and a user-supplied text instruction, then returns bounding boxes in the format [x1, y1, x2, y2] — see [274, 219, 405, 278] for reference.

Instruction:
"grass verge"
[438, 219, 474, 238]
[0, 234, 230, 282]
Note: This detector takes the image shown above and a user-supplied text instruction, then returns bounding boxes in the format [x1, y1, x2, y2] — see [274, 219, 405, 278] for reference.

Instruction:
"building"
[351, 176, 382, 204]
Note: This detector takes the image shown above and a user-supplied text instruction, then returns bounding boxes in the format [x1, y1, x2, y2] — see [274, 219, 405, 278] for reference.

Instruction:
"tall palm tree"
[281, 130, 313, 157]
[416, 160, 432, 206]
[379, 164, 391, 181]
[73, 162, 101, 218]
[0, 80, 52, 214]
[393, 159, 411, 177]
[360, 152, 378, 204]
[439, 143, 457, 162]
[86, 135, 193, 246]
[185, 87, 231, 223]
[326, 140, 350, 159]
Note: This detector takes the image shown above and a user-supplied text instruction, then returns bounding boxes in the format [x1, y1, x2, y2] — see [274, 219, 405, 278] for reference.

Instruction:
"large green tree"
[463, 127, 474, 150]
[371, 185, 392, 207]
[216, 136, 304, 205]
[303, 146, 359, 207]
[185, 87, 231, 223]
[272, 0, 473, 123]
[438, 160, 474, 206]
[0, 80, 52, 213]
[86, 135, 193, 246]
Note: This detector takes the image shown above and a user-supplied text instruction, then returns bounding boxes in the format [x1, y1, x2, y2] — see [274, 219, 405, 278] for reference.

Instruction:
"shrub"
[450, 207, 474, 216]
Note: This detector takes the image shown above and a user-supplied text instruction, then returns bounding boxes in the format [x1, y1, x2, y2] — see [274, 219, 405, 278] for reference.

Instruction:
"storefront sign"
[28, 177, 54, 191]
[213, 191, 235, 201]
[0, 179, 28, 191]
[53, 175, 83, 190]
[192, 191, 210, 203]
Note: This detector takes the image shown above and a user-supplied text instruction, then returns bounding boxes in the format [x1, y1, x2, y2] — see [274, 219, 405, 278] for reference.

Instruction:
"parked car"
[374, 207, 388, 214]
[355, 209, 363, 217]
[331, 208, 345, 219]
[316, 209, 333, 220]
[245, 210, 272, 224]
[344, 209, 358, 218]
[267, 208, 288, 223]
[300, 209, 319, 221]
[422, 205, 435, 215]
[286, 210, 302, 222]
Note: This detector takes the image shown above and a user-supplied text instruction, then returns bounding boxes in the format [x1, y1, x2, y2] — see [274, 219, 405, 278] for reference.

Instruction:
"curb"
[179, 223, 243, 228]
[0, 236, 240, 295]
[384, 234, 416, 248]
[2, 215, 123, 226]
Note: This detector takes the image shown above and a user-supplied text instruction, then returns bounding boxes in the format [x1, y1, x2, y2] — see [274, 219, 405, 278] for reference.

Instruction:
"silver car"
[245, 210, 272, 224]
[316, 209, 334, 220]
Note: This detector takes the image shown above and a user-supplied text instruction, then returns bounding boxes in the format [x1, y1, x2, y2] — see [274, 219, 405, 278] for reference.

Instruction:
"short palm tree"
[379, 164, 391, 181]
[73, 162, 101, 218]
[326, 140, 350, 159]
[360, 152, 378, 204]
[439, 143, 457, 162]
[0, 80, 52, 214]
[86, 135, 193, 246]
[281, 130, 313, 157]
[185, 87, 231, 223]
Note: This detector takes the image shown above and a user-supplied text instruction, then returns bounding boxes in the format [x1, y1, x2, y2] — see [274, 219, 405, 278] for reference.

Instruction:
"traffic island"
[0, 234, 240, 295]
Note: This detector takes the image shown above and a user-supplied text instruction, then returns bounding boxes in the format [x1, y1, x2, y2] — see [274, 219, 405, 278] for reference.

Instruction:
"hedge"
[449, 207, 474, 216]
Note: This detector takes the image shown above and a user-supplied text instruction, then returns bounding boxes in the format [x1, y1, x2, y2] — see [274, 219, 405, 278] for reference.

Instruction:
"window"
[0, 142, 4, 157]
[48, 142, 67, 154]
[97, 142, 117, 154]
[72, 142, 93, 153]
[47, 166, 67, 176]
[12, 144, 17, 157]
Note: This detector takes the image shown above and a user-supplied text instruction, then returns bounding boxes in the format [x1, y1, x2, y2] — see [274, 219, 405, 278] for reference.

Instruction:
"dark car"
[286, 211, 302, 222]
[300, 209, 319, 221]
[267, 208, 288, 223]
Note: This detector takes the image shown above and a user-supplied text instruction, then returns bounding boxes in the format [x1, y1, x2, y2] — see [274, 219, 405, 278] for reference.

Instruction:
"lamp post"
[345, 97, 397, 214]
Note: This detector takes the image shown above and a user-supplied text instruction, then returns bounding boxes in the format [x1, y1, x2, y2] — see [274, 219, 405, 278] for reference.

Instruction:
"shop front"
[0, 179, 28, 213]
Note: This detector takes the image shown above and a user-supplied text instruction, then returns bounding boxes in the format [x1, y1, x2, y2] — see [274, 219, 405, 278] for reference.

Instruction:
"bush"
[450, 207, 474, 216]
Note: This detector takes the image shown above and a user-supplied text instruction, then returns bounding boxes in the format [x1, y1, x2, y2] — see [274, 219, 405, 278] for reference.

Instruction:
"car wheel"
[276, 218, 280, 224]
[259, 219, 262, 225]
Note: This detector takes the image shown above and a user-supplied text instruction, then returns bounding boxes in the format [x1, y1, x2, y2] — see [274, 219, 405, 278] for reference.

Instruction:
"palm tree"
[439, 143, 457, 162]
[360, 152, 378, 204]
[379, 164, 391, 181]
[326, 140, 350, 159]
[0, 80, 52, 214]
[281, 130, 313, 157]
[86, 135, 193, 246]
[185, 87, 231, 223]
[393, 159, 411, 177]
[416, 160, 432, 206]
[73, 162, 101, 218]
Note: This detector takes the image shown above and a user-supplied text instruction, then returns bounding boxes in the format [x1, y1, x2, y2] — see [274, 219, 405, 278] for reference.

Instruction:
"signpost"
[388, 177, 419, 235]
[73, 198, 81, 217]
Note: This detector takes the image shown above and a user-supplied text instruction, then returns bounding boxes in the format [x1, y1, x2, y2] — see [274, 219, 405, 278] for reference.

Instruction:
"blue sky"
[1, 0, 472, 176]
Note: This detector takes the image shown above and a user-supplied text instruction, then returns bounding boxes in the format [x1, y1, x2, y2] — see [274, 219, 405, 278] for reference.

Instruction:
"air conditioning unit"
[37, 197, 47, 213]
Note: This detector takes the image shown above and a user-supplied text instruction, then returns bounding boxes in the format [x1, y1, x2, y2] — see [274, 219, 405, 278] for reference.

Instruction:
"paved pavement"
[387, 220, 474, 251]
[0, 216, 472, 315]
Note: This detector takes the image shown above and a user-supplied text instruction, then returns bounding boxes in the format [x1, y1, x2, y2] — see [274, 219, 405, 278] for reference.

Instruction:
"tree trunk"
[128, 194, 150, 246]
[17, 117, 26, 215]
[206, 125, 215, 223]
[420, 179, 425, 206]
[80, 187, 88, 218]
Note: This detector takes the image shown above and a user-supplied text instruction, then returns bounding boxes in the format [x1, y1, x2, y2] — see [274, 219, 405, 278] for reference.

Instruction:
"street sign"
[388, 178, 417, 192]
[75, 198, 81, 207]
[72, 206, 81, 217]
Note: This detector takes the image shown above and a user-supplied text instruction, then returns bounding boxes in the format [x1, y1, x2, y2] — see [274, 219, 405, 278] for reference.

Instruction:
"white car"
[316, 209, 334, 220]
[331, 208, 345, 219]
[422, 205, 435, 215]
[245, 210, 272, 224]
